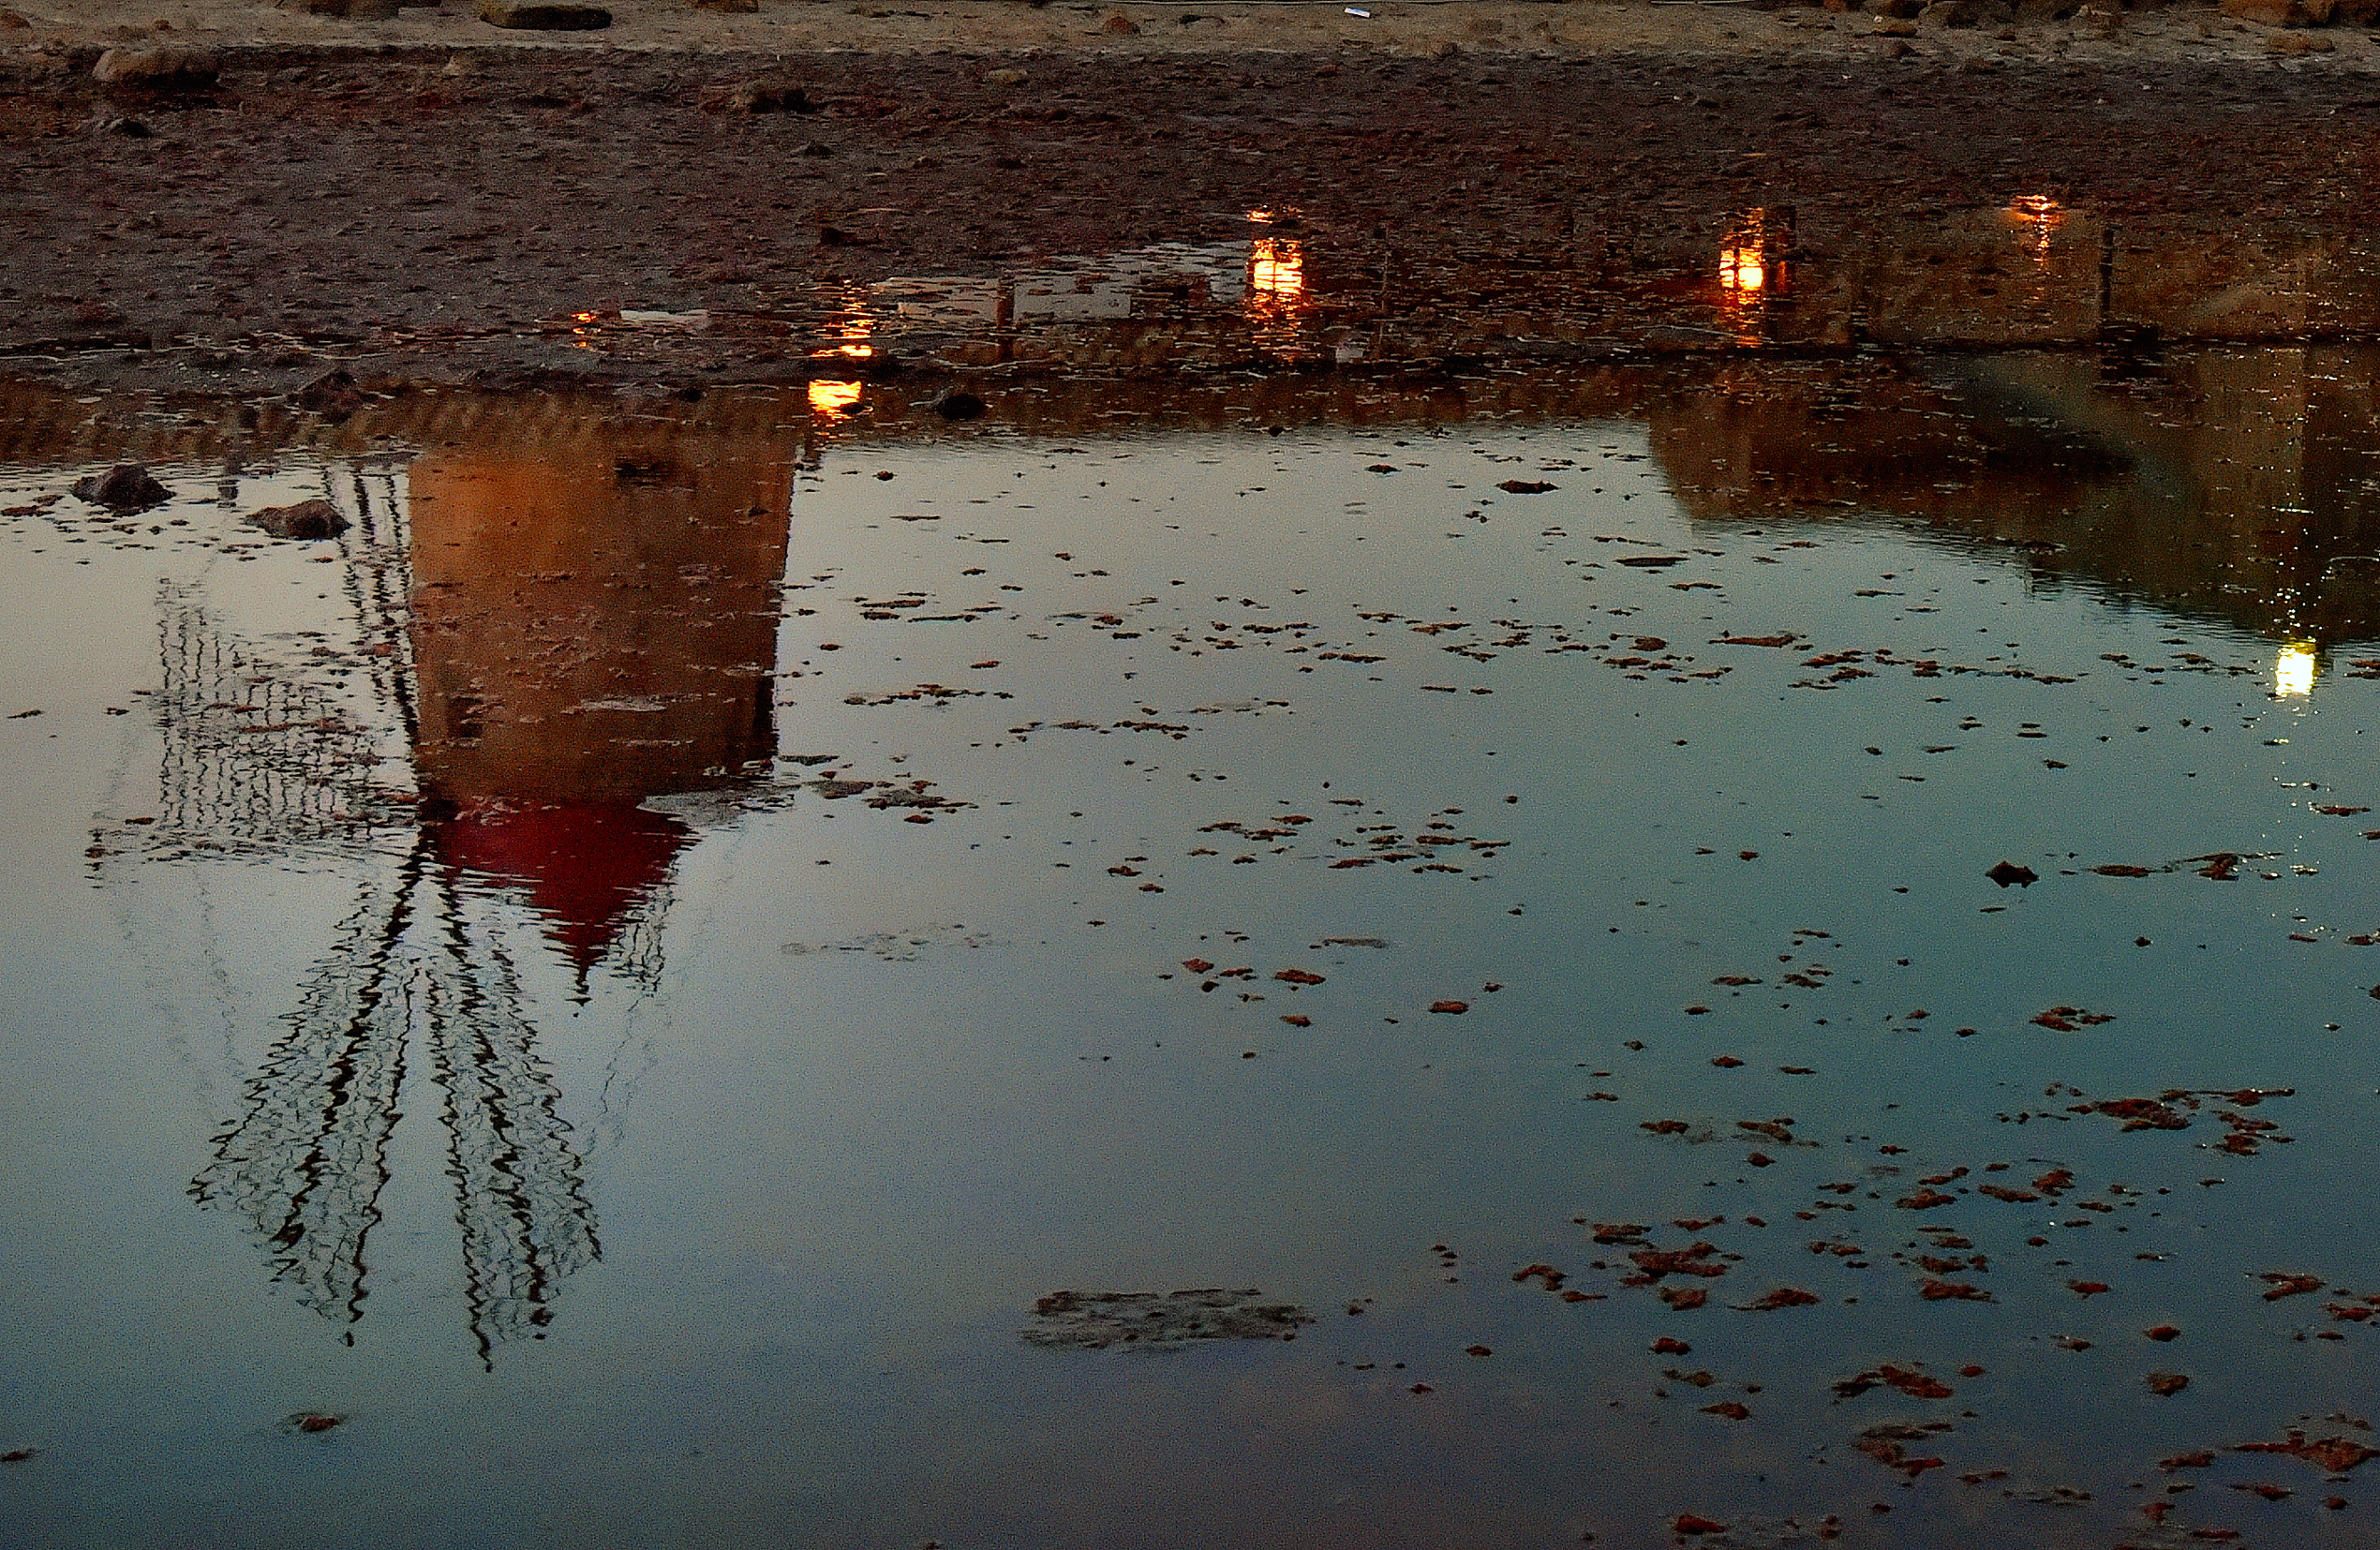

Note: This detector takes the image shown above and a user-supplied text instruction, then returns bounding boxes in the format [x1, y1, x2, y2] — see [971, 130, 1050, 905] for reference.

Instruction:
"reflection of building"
[1644, 344, 2380, 647]
[803, 221, 1331, 380]
[128, 395, 799, 1359]
[405, 403, 794, 970]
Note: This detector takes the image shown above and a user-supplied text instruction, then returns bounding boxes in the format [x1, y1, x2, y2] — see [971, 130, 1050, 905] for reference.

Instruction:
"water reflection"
[1245, 234, 1309, 354]
[71, 353, 2380, 1363]
[2008, 193, 2064, 266]
[155, 397, 794, 1355]
[189, 830, 602, 1362]
[2278, 639, 2319, 697]
[1716, 207, 1790, 348]
[790, 215, 1326, 370]
[808, 378, 864, 417]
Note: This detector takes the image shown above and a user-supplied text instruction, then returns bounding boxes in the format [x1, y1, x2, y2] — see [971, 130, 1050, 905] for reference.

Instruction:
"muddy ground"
[4, 0, 2380, 394]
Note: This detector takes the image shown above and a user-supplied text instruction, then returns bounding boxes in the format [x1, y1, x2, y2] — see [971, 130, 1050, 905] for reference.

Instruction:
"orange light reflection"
[2009, 194, 2064, 264]
[1716, 210, 1782, 347]
[1249, 237, 1305, 303]
[1242, 234, 1311, 354]
[808, 380, 863, 417]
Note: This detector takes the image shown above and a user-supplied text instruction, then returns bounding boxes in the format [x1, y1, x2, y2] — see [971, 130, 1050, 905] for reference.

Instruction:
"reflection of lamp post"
[2008, 194, 2064, 269]
[2276, 640, 2317, 698]
[807, 379, 863, 418]
[1242, 209, 1316, 357]
[807, 295, 875, 447]
[1717, 208, 1790, 346]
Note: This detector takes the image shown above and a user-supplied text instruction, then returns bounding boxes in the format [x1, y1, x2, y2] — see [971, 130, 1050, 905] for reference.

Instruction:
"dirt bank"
[4, 0, 2380, 395]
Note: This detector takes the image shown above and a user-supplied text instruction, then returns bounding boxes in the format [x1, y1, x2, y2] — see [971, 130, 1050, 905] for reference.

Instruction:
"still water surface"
[5, 350, 2380, 1548]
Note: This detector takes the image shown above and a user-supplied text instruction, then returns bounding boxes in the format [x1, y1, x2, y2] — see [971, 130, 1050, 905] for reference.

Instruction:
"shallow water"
[6, 343, 2380, 1549]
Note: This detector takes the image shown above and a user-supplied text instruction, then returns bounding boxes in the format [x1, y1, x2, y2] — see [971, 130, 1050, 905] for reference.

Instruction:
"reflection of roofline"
[429, 799, 698, 976]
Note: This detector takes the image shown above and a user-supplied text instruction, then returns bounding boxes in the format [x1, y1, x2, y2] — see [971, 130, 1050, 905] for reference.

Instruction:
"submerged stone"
[246, 499, 350, 541]
[1023, 1289, 1314, 1349]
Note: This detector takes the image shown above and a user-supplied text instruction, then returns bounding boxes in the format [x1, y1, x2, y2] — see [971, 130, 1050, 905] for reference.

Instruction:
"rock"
[70, 465, 170, 509]
[2013, 0, 2079, 19]
[91, 45, 218, 90]
[930, 388, 987, 420]
[691, 0, 759, 8]
[1101, 10, 1140, 31]
[478, 1, 612, 28]
[0, 11, 30, 28]
[292, 367, 364, 421]
[247, 499, 350, 541]
[984, 67, 1029, 84]
[720, 78, 812, 113]
[2268, 27, 2339, 45]
[1867, 0, 1925, 16]
[275, 0, 405, 16]
[2223, 0, 2333, 21]
[1986, 859, 2038, 887]
[2076, 2, 2120, 31]
[1873, 15, 1920, 31]
[1918, 0, 1976, 23]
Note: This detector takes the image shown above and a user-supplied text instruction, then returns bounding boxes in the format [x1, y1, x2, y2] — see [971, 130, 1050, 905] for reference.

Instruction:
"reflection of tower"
[153, 583, 392, 853]
[189, 832, 602, 1363]
[404, 402, 795, 976]
[144, 395, 798, 1359]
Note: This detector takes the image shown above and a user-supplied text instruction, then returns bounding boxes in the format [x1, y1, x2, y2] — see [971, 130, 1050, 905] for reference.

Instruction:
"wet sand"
[4, 0, 2380, 392]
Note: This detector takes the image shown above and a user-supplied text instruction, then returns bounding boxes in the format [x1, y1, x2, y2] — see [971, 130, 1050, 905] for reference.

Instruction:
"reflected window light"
[1249, 237, 1305, 303]
[815, 314, 875, 361]
[1717, 210, 1785, 348]
[1242, 235, 1314, 357]
[1718, 210, 1776, 298]
[2008, 194, 2063, 264]
[2276, 641, 2317, 698]
[808, 380, 863, 417]
[811, 286, 878, 358]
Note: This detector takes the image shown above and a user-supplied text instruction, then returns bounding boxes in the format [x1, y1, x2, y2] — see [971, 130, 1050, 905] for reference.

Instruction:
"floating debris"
[1022, 1289, 1314, 1349]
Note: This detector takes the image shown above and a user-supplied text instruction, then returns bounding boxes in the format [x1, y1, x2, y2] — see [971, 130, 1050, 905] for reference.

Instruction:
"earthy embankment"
[4, 0, 2379, 391]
